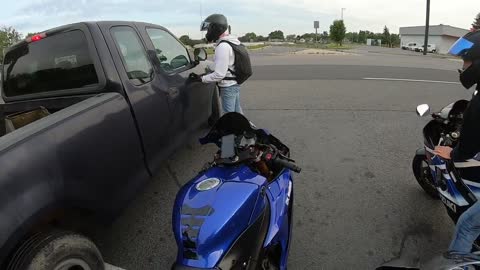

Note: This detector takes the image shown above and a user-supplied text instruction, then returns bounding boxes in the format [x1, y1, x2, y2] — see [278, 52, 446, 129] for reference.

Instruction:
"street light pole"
[341, 8, 346, 21]
[423, 0, 430, 55]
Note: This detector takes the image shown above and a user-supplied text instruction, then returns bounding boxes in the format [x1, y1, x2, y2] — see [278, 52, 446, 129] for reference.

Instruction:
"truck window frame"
[1, 24, 106, 102]
[109, 26, 154, 86]
[143, 26, 194, 74]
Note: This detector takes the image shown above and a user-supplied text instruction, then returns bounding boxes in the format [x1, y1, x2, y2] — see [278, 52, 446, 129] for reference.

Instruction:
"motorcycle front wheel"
[412, 154, 439, 199]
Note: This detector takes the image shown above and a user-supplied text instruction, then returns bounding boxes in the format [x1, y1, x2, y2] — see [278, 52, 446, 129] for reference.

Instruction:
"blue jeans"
[220, 85, 243, 114]
[449, 201, 480, 254]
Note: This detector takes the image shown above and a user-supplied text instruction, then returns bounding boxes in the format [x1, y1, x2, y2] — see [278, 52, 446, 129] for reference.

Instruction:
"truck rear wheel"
[7, 230, 104, 270]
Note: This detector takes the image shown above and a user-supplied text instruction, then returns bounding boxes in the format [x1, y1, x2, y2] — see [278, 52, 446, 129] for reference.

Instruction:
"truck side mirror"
[194, 48, 207, 63]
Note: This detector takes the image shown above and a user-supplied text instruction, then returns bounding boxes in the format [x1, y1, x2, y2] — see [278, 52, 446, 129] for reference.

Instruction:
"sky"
[1, 0, 479, 39]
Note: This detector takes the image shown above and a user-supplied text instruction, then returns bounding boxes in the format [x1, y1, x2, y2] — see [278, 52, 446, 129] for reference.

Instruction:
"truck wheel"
[412, 154, 439, 199]
[7, 230, 104, 270]
[208, 87, 222, 127]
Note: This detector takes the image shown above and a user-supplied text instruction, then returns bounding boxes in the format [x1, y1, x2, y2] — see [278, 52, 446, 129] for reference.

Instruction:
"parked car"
[415, 44, 437, 53]
[402, 42, 417, 50]
[0, 21, 220, 270]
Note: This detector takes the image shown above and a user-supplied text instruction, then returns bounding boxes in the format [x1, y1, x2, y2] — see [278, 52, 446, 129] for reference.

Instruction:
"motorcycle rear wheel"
[412, 154, 439, 199]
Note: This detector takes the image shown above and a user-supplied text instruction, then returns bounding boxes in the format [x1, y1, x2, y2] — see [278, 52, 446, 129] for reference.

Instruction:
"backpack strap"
[217, 40, 237, 81]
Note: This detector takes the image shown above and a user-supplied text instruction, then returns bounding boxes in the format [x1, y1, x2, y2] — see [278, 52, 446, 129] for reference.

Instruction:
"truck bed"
[0, 93, 151, 264]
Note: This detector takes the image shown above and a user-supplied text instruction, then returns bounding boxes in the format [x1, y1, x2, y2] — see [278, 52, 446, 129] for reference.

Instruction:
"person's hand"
[434, 146, 452, 160]
[187, 73, 202, 83]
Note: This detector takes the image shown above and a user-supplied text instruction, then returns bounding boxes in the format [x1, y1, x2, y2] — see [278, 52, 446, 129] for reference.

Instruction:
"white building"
[399, 24, 469, 54]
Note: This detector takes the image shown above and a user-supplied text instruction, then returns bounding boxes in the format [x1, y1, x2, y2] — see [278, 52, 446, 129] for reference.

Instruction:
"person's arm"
[452, 93, 480, 161]
[201, 43, 230, 83]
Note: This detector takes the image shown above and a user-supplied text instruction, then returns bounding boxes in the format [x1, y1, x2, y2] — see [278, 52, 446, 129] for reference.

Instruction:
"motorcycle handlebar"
[272, 157, 302, 173]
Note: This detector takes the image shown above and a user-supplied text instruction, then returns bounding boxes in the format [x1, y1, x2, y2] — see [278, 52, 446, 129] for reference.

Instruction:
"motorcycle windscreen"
[200, 112, 255, 145]
[199, 112, 291, 154]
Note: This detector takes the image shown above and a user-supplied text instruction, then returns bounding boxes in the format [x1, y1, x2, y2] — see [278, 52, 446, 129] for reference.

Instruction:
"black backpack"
[219, 40, 252, 85]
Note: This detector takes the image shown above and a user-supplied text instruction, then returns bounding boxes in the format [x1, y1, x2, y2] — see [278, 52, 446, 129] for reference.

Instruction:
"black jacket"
[452, 85, 480, 161]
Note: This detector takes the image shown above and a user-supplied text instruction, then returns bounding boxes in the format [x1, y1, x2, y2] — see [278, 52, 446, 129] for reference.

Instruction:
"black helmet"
[449, 31, 480, 89]
[201, 14, 228, 42]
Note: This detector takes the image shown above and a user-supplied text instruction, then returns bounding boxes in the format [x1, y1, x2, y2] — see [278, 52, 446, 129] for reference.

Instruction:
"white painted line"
[363, 77, 460, 85]
[105, 263, 126, 270]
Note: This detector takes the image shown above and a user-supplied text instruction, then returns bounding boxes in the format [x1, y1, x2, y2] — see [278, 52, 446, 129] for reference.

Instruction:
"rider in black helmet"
[434, 30, 480, 257]
[189, 14, 244, 114]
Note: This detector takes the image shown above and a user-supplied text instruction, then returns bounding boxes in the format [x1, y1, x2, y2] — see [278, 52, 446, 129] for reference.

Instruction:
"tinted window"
[3, 30, 99, 97]
[111, 26, 152, 84]
[146, 28, 190, 72]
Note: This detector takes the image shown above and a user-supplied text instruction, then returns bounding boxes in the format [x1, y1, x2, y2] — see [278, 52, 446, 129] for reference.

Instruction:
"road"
[95, 46, 472, 269]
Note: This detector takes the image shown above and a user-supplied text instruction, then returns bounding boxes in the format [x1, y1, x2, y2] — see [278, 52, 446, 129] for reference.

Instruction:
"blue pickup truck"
[0, 21, 220, 270]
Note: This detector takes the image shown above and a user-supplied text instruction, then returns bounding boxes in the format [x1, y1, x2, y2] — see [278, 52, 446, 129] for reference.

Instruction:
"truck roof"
[6, 21, 166, 52]
[41, 21, 165, 33]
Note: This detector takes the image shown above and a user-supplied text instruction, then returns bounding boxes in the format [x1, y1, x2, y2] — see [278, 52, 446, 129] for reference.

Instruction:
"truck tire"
[208, 87, 222, 127]
[7, 230, 104, 270]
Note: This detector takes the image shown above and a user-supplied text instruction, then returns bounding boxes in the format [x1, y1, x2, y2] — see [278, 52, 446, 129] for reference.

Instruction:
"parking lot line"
[363, 77, 460, 84]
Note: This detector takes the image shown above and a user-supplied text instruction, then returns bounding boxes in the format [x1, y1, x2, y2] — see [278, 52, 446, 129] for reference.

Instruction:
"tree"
[239, 32, 257, 42]
[390, 34, 400, 47]
[286, 34, 296, 41]
[358, 30, 367, 44]
[329, 20, 346, 46]
[346, 32, 359, 43]
[473, 13, 480, 30]
[256, 35, 268, 42]
[0, 26, 23, 62]
[382, 26, 391, 47]
[179, 35, 191, 45]
[321, 31, 329, 43]
[268, 30, 284, 40]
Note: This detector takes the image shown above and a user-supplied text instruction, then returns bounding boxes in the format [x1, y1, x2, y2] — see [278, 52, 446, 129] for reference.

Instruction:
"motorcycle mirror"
[416, 104, 430, 117]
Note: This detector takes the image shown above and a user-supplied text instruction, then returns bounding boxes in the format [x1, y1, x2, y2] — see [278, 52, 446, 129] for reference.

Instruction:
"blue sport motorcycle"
[171, 112, 301, 270]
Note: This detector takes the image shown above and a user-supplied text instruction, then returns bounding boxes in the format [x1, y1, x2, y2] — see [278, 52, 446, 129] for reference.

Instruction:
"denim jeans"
[220, 84, 243, 114]
[449, 201, 480, 254]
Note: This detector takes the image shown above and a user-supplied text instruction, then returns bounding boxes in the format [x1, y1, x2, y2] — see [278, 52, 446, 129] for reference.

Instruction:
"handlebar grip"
[273, 158, 302, 173]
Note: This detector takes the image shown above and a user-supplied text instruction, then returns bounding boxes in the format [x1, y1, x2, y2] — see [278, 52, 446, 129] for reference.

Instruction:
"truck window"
[146, 28, 191, 73]
[111, 26, 153, 84]
[2, 30, 99, 97]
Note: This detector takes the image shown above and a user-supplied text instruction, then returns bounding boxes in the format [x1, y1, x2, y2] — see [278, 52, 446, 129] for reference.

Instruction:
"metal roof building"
[399, 24, 469, 54]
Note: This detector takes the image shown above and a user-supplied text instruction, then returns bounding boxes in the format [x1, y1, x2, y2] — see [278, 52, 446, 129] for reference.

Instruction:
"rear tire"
[208, 87, 222, 127]
[7, 230, 104, 270]
[412, 154, 439, 199]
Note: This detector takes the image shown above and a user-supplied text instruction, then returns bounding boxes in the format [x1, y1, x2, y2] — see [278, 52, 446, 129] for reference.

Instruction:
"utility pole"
[341, 8, 346, 21]
[423, 0, 430, 55]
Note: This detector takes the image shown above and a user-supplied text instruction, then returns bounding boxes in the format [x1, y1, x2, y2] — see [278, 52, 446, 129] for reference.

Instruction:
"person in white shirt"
[191, 14, 243, 114]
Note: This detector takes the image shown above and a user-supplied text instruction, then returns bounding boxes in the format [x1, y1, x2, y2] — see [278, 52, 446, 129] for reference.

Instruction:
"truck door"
[99, 23, 175, 174]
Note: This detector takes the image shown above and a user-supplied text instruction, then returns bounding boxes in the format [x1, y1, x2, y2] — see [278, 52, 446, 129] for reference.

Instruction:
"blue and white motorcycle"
[376, 100, 480, 269]
[171, 112, 301, 270]
[412, 100, 480, 224]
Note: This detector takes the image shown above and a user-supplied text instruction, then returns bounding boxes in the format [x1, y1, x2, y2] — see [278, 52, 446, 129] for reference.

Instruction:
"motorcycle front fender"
[415, 147, 426, 157]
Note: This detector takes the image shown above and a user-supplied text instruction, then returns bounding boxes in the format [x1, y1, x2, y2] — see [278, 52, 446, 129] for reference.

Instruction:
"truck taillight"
[27, 33, 46, 43]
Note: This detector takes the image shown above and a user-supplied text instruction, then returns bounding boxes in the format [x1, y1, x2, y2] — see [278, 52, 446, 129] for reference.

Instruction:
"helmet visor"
[200, 21, 210, 31]
[448, 37, 474, 57]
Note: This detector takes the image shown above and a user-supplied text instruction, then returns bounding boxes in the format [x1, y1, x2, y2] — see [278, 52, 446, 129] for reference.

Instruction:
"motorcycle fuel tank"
[172, 165, 268, 268]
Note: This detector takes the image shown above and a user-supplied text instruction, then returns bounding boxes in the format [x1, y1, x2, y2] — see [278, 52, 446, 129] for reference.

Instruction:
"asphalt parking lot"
[95, 46, 472, 269]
